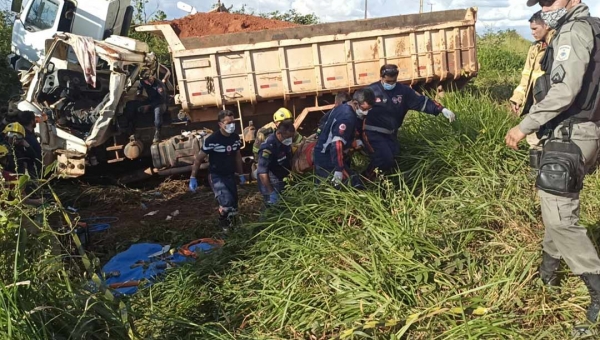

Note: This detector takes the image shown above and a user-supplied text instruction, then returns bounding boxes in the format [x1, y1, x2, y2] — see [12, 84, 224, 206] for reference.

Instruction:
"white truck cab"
[8, 0, 133, 71]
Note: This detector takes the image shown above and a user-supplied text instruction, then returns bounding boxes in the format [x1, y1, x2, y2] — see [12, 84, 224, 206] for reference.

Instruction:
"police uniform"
[518, 2, 600, 328]
[313, 103, 362, 188]
[256, 133, 292, 201]
[252, 121, 303, 158]
[362, 81, 444, 177]
[202, 129, 242, 220]
[137, 78, 167, 130]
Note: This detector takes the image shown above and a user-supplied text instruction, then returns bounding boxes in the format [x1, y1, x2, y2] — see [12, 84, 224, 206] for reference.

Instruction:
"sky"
[146, 0, 600, 40]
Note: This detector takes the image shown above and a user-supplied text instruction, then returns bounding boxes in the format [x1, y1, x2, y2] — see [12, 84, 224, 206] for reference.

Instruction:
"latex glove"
[239, 175, 247, 185]
[442, 108, 456, 122]
[353, 139, 364, 149]
[333, 171, 344, 184]
[268, 192, 279, 204]
[189, 177, 198, 191]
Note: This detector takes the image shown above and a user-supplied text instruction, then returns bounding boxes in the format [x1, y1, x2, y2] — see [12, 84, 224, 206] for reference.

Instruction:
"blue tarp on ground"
[99, 240, 221, 295]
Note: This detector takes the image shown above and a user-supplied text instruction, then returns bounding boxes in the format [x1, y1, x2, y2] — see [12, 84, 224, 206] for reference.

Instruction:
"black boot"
[573, 274, 600, 336]
[539, 252, 562, 287]
[153, 128, 161, 144]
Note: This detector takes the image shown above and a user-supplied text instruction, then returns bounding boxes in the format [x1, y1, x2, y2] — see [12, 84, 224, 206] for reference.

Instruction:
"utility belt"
[363, 125, 394, 135]
[529, 121, 585, 196]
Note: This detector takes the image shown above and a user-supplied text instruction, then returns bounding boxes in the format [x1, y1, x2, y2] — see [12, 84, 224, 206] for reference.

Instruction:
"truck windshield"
[25, 0, 59, 31]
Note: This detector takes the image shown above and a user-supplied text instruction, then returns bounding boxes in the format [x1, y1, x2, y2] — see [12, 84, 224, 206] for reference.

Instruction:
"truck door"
[12, 0, 64, 68]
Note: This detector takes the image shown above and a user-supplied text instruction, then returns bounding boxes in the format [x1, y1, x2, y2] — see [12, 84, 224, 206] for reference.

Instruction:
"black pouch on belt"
[535, 123, 585, 196]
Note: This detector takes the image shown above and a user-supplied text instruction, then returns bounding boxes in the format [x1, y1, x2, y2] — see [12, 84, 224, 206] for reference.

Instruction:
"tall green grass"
[4, 30, 598, 339]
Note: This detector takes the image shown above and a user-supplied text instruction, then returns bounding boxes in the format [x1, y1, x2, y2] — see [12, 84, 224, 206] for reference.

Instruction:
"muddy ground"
[54, 176, 262, 262]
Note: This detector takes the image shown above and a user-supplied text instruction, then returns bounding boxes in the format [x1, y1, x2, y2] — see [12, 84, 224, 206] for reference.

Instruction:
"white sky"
[147, 0, 600, 40]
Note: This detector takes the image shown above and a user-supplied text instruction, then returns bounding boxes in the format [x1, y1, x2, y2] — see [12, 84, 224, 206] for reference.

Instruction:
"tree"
[224, 3, 319, 25]
[260, 9, 319, 25]
[129, 0, 170, 66]
[0, 10, 21, 104]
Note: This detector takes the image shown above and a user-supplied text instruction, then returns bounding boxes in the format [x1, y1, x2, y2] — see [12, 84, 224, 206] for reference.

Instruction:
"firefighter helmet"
[273, 107, 292, 123]
[3, 122, 25, 138]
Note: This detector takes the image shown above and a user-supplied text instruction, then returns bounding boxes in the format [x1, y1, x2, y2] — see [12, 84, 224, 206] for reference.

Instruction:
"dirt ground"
[54, 177, 262, 262]
[155, 12, 298, 39]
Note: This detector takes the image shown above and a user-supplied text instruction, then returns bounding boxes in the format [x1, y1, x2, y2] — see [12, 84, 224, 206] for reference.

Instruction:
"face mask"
[356, 108, 369, 118]
[282, 137, 293, 146]
[382, 82, 396, 91]
[541, 7, 568, 29]
[223, 123, 235, 134]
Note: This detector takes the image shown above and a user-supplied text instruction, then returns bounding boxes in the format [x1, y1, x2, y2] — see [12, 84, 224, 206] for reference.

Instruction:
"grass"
[3, 29, 600, 339]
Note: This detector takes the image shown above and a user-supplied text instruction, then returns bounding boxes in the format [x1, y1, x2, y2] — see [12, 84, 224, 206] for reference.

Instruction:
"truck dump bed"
[137, 8, 478, 111]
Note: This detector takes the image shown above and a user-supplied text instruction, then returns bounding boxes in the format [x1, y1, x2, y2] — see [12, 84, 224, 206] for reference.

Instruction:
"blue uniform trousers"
[363, 130, 399, 178]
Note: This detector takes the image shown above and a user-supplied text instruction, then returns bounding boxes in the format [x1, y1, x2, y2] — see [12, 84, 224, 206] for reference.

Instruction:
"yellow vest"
[510, 29, 556, 115]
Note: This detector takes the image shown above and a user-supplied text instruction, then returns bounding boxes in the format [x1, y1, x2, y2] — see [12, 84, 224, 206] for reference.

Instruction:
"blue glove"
[239, 175, 247, 185]
[268, 191, 279, 204]
[189, 177, 198, 191]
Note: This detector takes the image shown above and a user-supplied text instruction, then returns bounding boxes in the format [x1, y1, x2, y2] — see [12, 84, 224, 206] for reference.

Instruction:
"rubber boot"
[573, 274, 600, 336]
[539, 252, 562, 287]
[153, 128, 161, 144]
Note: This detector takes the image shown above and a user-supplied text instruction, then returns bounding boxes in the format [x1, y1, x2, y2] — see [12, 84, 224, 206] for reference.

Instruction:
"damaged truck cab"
[20, 33, 212, 179]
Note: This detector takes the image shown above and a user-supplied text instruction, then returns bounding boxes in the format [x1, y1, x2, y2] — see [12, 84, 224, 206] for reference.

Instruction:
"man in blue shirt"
[363, 64, 456, 179]
[314, 88, 376, 189]
[189, 110, 246, 230]
[137, 72, 168, 143]
[256, 120, 296, 205]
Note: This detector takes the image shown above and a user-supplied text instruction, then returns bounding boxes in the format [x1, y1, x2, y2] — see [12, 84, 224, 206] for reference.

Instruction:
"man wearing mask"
[252, 107, 303, 159]
[256, 120, 296, 205]
[505, 0, 600, 334]
[510, 11, 555, 149]
[189, 110, 246, 230]
[362, 64, 456, 179]
[313, 88, 375, 189]
[137, 72, 168, 143]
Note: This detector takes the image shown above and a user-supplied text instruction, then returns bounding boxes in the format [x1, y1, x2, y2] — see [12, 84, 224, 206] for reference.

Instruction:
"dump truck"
[10, 7, 479, 182]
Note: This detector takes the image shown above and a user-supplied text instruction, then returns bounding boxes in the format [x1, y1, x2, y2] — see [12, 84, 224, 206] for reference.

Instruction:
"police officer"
[505, 0, 600, 333]
[252, 107, 303, 159]
[256, 120, 296, 205]
[362, 64, 456, 179]
[137, 72, 168, 143]
[189, 110, 246, 231]
[313, 88, 375, 188]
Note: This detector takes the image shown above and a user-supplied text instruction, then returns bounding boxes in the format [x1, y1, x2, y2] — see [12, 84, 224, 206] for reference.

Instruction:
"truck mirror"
[10, 0, 23, 13]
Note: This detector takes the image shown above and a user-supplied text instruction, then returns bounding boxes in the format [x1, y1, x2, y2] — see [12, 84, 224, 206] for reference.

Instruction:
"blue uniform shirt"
[202, 130, 241, 176]
[314, 103, 358, 172]
[138, 78, 167, 106]
[365, 81, 444, 132]
[257, 133, 292, 181]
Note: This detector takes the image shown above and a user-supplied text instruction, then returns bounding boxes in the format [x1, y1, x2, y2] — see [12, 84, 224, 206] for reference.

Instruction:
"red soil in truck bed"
[161, 12, 298, 39]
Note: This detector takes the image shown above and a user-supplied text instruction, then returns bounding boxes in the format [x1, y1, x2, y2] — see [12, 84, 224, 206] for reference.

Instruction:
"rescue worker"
[316, 92, 351, 136]
[509, 11, 555, 149]
[256, 120, 296, 205]
[136, 72, 168, 143]
[17, 110, 42, 178]
[189, 110, 246, 230]
[2, 122, 37, 177]
[362, 64, 456, 179]
[313, 88, 375, 188]
[505, 0, 600, 333]
[0, 144, 43, 207]
[252, 107, 303, 159]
